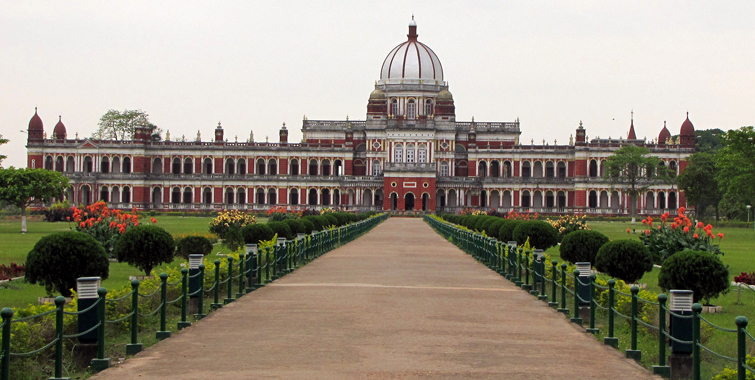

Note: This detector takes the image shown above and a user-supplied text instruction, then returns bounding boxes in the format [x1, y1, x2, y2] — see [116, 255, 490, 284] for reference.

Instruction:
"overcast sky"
[2, 1, 754, 168]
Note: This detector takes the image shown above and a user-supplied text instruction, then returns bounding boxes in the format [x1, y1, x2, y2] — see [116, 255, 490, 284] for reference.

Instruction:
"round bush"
[464, 216, 481, 230]
[114, 225, 175, 277]
[299, 218, 316, 234]
[512, 221, 558, 250]
[176, 235, 213, 259]
[474, 216, 492, 232]
[323, 214, 339, 227]
[497, 220, 522, 243]
[333, 212, 350, 226]
[559, 230, 610, 265]
[658, 251, 730, 303]
[242, 223, 275, 245]
[266, 221, 294, 240]
[486, 219, 505, 239]
[26, 231, 109, 296]
[594, 240, 653, 284]
[283, 219, 306, 235]
[302, 216, 323, 231]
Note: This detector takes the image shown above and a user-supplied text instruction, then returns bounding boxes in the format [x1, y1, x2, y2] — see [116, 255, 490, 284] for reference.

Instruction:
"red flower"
[79, 222, 86, 228]
[66, 216, 70, 221]
[671, 223, 678, 229]
[151, 217, 157, 224]
[626, 229, 630, 233]
[693, 233, 699, 238]
[683, 226, 689, 233]
[696, 221, 704, 229]
[645, 230, 650, 235]
[718, 233, 724, 239]
[109, 221, 117, 229]
[679, 206, 685, 213]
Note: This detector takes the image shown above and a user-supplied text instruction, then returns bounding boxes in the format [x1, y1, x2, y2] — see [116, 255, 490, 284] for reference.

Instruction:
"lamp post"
[747, 205, 751, 223]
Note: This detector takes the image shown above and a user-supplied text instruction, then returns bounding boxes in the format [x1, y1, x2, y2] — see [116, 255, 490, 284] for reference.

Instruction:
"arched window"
[418, 144, 427, 163]
[183, 187, 192, 204]
[589, 160, 598, 177]
[66, 157, 75, 172]
[152, 158, 162, 174]
[45, 156, 53, 170]
[101, 157, 109, 173]
[268, 159, 277, 175]
[122, 186, 131, 203]
[152, 187, 162, 205]
[204, 158, 213, 174]
[237, 188, 246, 204]
[322, 188, 331, 206]
[203, 187, 213, 204]
[308, 188, 318, 205]
[322, 159, 331, 176]
[111, 186, 120, 204]
[334, 160, 342, 176]
[406, 144, 415, 163]
[589, 190, 598, 208]
[504, 161, 512, 177]
[238, 159, 246, 175]
[122, 157, 131, 174]
[226, 158, 235, 175]
[84, 156, 93, 173]
[268, 188, 277, 205]
[425, 99, 433, 116]
[290, 159, 299, 176]
[490, 160, 500, 177]
[521, 190, 531, 208]
[111, 156, 121, 173]
[557, 161, 567, 178]
[100, 186, 109, 202]
[669, 160, 677, 177]
[256, 188, 265, 204]
[478, 161, 487, 177]
[290, 188, 299, 205]
[172, 158, 181, 174]
[391, 99, 398, 116]
[172, 187, 181, 204]
[407, 99, 416, 119]
[440, 161, 449, 176]
[183, 158, 192, 174]
[225, 187, 234, 204]
[545, 161, 554, 178]
[372, 160, 381, 176]
[256, 158, 266, 175]
[333, 189, 340, 205]
[309, 159, 318, 175]
[394, 144, 403, 162]
[522, 161, 531, 178]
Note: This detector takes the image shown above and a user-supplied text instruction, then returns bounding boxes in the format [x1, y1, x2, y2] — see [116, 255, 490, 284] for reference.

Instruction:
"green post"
[652, 294, 670, 377]
[538, 256, 547, 301]
[586, 274, 599, 334]
[514, 248, 523, 287]
[177, 268, 191, 330]
[90, 287, 110, 371]
[156, 274, 171, 340]
[549, 260, 558, 307]
[570, 270, 582, 325]
[558, 263, 568, 315]
[225, 257, 235, 304]
[126, 280, 143, 355]
[51, 296, 66, 380]
[196, 264, 206, 319]
[0, 308, 10, 380]
[212, 260, 222, 309]
[603, 279, 618, 348]
[692, 303, 702, 380]
[736, 316, 748, 380]
[237, 253, 245, 298]
[246, 250, 255, 292]
[625, 286, 641, 361]
[265, 247, 270, 284]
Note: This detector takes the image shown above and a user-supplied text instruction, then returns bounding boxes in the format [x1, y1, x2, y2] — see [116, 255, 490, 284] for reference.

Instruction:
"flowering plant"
[636, 207, 723, 264]
[208, 209, 256, 239]
[503, 209, 537, 220]
[70, 201, 154, 257]
[267, 205, 301, 222]
[733, 272, 755, 286]
[546, 214, 588, 241]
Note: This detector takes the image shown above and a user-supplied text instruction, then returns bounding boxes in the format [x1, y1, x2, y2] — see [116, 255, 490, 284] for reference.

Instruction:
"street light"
[747, 205, 752, 223]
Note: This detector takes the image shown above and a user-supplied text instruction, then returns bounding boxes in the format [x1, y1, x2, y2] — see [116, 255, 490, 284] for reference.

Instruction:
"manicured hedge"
[594, 239, 653, 284]
[559, 230, 610, 265]
[512, 221, 559, 250]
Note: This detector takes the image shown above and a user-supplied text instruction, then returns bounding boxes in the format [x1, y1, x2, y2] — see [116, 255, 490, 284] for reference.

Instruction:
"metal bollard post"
[237, 253, 246, 298]
[736, 316, 748, 380]
[652, 294, 670, 377]
[126, 280, 143, 355]
[265, 246, 271, 284]
[692, 303, 702, 380]
[549, 260, 559, 307]
[51, 296, 66, 380]
[538, 255, 547, 301]
[156, 273, 171, 340]
[558, 263, 568, 315]
[586, 274, 599, 334]
[212, 260, 222, 309]
[570, 270, 583, 325]
[246, 245, 256, 292]
[514, 249, 523, 287]
[0, 308, 11, 380]
[177, 268, 191, 330]
[625, 286, 641, 361]
[224, 257, 234, 304]
[196, 264, 206, 319]
[91, 287, 110, 371]
[603, 279, 618, 348]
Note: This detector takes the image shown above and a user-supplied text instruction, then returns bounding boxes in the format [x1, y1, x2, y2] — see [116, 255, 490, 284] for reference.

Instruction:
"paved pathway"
[91, 218, 659, 380]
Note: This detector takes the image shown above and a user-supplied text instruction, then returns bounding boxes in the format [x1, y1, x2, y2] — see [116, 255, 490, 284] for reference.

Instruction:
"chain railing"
[0, 213, 388, 380]
[424, 215, 754, 380]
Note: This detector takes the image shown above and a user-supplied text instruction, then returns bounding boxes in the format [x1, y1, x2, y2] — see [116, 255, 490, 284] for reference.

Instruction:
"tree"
[658, 250, 729, 304]
[0, 134, 8, 167]
[0, 167, 70, 233]
[92, 109, 161, 140]
[603, 145, 672, 220]
[677, 152, 723, 220]
[114, 225, 175, 276]
[715, 126, 755, 220]
[695, 128, 726, 153]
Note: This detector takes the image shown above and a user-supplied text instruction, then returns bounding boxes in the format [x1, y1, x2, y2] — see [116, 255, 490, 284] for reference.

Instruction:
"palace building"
[26, 19, 694, 214]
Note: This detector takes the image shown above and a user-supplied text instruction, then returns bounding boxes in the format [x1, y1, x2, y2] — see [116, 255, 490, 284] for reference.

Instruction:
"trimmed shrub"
[658, 250, 730, 303]
[512, 221, 559, 250]
[25, 231, 109, 296]
[464, 216, 481, 230]
[114, 225, 176, 277]
[242, 223, 275, 245]
[175, 235, 213, 259]
[474, 216, 492, 232]
[559, 230, 610, 265]
[283, 219, 307, 235]
[323, 213, 339, 227]
[498, 220, 522, 243]
[266, 221, 294, 240]
[302, 215, 323, 231]
[299, 218, 316, 234]
[332, 212, 350, 226]
[486, 219, 506, 239]
[594, 240, 653, 284]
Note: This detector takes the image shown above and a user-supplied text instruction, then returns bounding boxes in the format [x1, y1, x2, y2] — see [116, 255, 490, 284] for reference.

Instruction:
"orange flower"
[109, 221, 117, 229]
[718, 232, 724, 239]
[679, 206, 686, 214]
[696, 221, 704, 229]
[683, 226, 689, 233]
[626, 229, 630, 233]
[151, 217, 157, 224]
[79, 222, 86, 228]
[693, 233, 699, 238]
[671, 223, 678, 229]
[645, 230, 650, 235]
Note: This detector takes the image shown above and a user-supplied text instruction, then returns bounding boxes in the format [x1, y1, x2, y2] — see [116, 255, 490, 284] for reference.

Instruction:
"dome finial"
[408, 15, 418, 40]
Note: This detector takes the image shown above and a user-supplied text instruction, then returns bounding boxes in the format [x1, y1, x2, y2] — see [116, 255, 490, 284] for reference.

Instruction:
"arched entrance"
[405, 193, 415, 210]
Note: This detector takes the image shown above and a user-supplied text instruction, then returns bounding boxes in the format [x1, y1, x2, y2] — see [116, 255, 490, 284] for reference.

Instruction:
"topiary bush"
[323, 213, 339, 227]
[314, 215, 332, 229]
[242, 223, 275, 245]
[486, 219, 506, 239]
[267, 221, 294, 240]
[175, 235, 213, 259]
[475, 216, 493, 232]
[114, 225, 175, 276]
[594, 240, 653, 284]
[302, 215, 324, 231]
[512, 221, 559, 250]
[283, 219, 307, 235]
[26, 231, 109, 296]
[560, 230, 610, 265]
[299, 218, 316, 234]
[658, 250, 730, 303]
[498, 220, 522, 243]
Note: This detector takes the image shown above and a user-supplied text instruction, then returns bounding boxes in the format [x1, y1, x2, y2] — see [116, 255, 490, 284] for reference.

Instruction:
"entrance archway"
[405, 193, 415, 210]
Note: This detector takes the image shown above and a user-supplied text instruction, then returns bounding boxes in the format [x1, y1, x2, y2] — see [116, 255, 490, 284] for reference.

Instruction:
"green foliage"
[93, 109, 160, 140]
[0, 167, 70, 232]
[267, 221, 294, 240]
[677, 152, 722, 220]
[497, 219, 522, 243]
[283, 218, 306, 235]
[302, 215, 324, 231]
[594, 239, 653, 284]
[486, 219, 505, 239]
[0, 133, 7, 167]
[322, 213, 339, 227]
[298, 218, 316, 234]
[559, 230, 609, 265]
[546, 214, 589, 242]
[716, 126, 755, 220]
[25, 231, 109, 296]
[208, 210, 255, 240]
[603, 145, 672, 217]
[659, 250, 730, 303]
[638, 210, 723, 264]
[175, 235, 213, 259]
[242, 223, 275, 245]
[711, 354, 755, 379]
[512, 221, 558, 250]
[223, 227, 245, 252]
[695, 128, 727, 153]
[114, 225, 175, 276]
[475, 216, 492, 232]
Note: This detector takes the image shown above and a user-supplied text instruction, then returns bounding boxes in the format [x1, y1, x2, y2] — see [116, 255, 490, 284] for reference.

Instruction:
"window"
[101, 157, 109, 173]
[322, 159, 331, 176]
[268, 159, 277, 175]
[172, 187, 180, 203]
[391, 99, 398, 116]
[122, 157, 131, 174]
[226, 158, 235, 175]
[522, 161, 531, 178]
[406, 144, 415, 163]
[204, 187, 212, 204]
[172, 158, 181, 174]
[394, 144, 403, 162]
[372, 160, 381, 176]
[418, 144, 427, 163]
[309, 159, 318, 175]
[407, 99, 416, 119]
[183, 188, 192, 204]
[204, 158, 213, 174]
[290, 159, 299, 176]
[84, 157, 93, 173]
[238, 159, 246, 175]
[440, 162, 449, 176]
[226, 188, 234, 204]
[238, 188, 246, 204]
[257, 159, 265, 175]
[122, 187, 131, 203]
[425, 99, 433, 115]
[153, 158, 162, 174]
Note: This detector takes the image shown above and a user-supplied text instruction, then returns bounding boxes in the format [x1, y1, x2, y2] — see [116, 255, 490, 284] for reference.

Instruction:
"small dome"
[28, 108, 43, 131]
[680, 114, 695, 136]
[369, 88, 386, 100]
[437, 89, 453, 100]
[380, 20, 443, 81]
[658, 123, 671, 144]
[53, 116, 66, 138]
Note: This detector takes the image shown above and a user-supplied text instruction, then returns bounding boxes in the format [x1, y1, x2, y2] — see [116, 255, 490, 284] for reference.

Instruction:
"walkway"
[91, 218, 659, 380]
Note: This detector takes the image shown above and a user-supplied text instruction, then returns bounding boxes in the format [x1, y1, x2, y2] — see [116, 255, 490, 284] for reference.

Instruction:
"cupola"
[28, 108, 44, 141]
[658, 121, 671, 145]
[53, 116, 67, 141]
[379, 18, 444, 83]
[679, 113, 695, 147]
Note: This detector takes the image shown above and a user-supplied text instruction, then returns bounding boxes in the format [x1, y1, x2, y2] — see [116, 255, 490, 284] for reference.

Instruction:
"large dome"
[379, 19, 443, 82]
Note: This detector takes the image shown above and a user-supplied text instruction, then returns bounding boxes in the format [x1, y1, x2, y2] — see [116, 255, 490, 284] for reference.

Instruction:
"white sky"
[2, 1, 754, 168]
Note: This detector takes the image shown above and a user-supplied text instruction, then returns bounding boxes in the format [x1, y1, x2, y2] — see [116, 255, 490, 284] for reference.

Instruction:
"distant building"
[26, 19, 694, 214]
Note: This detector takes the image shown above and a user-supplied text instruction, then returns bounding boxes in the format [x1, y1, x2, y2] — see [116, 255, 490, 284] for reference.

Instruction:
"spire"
[408, 16, 418, 41]
[628, 111, 636, 140]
